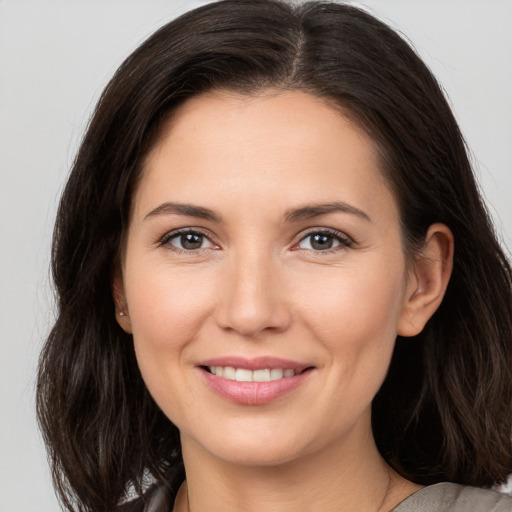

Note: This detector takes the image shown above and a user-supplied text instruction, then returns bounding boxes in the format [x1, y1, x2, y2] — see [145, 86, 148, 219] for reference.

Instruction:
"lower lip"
[199, 368, 313, 405]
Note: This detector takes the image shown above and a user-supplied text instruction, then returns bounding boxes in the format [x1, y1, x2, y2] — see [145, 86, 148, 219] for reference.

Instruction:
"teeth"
[270, 368, 283, 380]
[207, 366, 298, 382]
[235, 368, 252, 382]
[253, 369, 270, 382]
[223, 366, 236, 380]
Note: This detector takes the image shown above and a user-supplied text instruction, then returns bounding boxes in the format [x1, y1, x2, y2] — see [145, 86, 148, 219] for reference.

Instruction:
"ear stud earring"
[119, 311, 126, 317]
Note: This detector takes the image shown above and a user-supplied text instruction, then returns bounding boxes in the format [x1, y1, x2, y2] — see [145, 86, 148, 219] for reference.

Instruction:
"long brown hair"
[37, 1, 512, 510]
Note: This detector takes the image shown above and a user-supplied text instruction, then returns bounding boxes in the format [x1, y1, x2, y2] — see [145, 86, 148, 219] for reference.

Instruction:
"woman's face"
[116, 90, 418, 466]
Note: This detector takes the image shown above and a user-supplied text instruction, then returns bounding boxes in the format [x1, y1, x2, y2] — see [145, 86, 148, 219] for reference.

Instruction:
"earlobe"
[112, 267, 133, 334]
[398, 223, 454, 337]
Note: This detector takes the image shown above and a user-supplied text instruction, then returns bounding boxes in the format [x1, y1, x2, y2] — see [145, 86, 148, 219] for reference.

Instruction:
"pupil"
[311, 234, 333, 250]
[181, 233, 203, 250]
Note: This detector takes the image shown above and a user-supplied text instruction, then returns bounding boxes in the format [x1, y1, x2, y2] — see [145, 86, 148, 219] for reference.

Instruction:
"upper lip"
[198, 356, 313, 372]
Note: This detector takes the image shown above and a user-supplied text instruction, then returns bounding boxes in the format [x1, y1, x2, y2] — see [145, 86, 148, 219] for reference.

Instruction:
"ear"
[398, 223, 454, 337]
[112, 266, 133, 334]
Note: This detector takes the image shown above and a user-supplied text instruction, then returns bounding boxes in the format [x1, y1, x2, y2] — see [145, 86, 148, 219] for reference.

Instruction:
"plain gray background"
[1, 1, 511, 510]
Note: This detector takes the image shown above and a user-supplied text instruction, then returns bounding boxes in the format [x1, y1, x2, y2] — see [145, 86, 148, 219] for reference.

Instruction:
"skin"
[114, 89, 453, 512]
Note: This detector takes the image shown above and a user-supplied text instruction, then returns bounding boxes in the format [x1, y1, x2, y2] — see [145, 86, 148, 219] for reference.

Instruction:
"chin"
[182, 419, 317, 468]
[214, 442, 307, 468]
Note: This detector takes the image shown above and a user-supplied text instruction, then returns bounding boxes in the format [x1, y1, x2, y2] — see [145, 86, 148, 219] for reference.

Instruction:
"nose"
[214, 250, 292, 338]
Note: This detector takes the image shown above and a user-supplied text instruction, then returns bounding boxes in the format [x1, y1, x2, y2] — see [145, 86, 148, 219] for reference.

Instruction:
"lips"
[197, 357, 314, 405]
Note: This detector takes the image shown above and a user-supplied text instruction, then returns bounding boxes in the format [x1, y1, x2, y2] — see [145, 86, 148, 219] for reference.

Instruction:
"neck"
[175, 418, 421, 512]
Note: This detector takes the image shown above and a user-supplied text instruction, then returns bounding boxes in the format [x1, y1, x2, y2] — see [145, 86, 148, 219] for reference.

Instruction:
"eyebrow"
[284, 201, 371, 223]
[143, 200, 371, 224]
[144, 202, 223, 223]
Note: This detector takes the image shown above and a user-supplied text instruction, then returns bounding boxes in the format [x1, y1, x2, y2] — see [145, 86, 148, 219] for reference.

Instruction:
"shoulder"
[392, 482, 512, 512]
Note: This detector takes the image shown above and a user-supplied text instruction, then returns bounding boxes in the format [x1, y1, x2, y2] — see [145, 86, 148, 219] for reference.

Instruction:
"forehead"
[135, 89, 396, 223]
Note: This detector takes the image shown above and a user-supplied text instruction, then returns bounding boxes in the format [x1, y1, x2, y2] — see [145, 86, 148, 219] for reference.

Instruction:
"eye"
[294, 229, 352, 252]
[160, 229, 218, 252]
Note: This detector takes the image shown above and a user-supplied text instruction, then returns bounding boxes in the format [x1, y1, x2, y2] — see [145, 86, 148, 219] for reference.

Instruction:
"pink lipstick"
[197, 356, 314, 405]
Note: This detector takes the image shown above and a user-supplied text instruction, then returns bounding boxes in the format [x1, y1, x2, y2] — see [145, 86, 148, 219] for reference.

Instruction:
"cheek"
[301, 265, 404, 334]
[300, 269, 406, 440]
[126, 261, 215, 342]
[295, 259, 406, 381]
[123, 258, 218, 399]
[123, 262, 221, 427]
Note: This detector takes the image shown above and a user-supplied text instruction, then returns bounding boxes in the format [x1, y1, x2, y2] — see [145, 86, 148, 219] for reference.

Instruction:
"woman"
[37, 1, 512, 511]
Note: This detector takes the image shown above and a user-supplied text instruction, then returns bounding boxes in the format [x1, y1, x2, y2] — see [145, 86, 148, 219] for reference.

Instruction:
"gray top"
[391, 483, 512, 512]
[143, 482, 512, 511]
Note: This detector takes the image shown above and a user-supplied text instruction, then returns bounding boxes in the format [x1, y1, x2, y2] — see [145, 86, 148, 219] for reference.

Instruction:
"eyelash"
[292, 228, 353, 254]
[158, 228, 217, 255]
[158, 227, 353, 255]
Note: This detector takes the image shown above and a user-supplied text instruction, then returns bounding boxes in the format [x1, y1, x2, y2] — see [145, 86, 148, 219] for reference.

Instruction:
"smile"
[205, 366, 299, 382]
[198, 358, 314, 405]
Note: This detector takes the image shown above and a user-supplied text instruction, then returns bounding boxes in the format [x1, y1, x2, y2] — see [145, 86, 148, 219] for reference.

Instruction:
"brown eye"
[296, 230, 351, 252]
[162, 229, 217, 251]
[179, 232, 204, 250]
[310, 233, 335, 250]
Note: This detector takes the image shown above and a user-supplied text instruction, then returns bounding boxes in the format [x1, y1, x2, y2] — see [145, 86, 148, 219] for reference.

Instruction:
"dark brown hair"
[37, 1, 512, 510]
